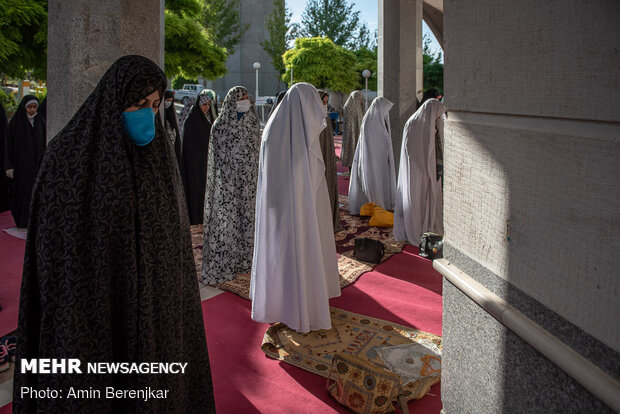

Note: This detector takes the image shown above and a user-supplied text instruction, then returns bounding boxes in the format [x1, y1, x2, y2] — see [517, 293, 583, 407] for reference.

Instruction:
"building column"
[378, 0, 423, 171]
[47, 0, 165, 139]
[441, 0, 620, 412]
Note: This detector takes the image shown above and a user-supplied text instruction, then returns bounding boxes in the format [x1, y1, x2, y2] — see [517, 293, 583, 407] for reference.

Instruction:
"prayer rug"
[190, 195, 407, 299]
[260, 307, 441, 402]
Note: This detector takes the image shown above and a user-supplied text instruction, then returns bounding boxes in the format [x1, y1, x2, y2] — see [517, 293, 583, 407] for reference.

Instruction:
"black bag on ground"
[419, 232, 443, 259]
[353, 238, 385, 264]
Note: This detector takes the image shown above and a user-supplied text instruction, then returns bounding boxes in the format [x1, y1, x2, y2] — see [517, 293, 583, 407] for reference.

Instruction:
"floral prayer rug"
[260, 307, 441, 402]
[190, 195, 407, 299]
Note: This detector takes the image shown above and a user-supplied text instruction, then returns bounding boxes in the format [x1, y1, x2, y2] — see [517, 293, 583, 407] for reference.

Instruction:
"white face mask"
[164, 101, 173, 109]
[237, 100, 251, 113]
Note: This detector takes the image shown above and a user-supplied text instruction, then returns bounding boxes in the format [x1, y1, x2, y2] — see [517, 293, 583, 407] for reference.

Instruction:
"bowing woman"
[13, 55, 215, 413]
[180, 89, 213, 225]
[202, 86, 260, 285]
[4, 95, 46, 229]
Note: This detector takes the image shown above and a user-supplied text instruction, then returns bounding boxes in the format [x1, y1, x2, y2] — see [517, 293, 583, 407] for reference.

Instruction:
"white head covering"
[394, 98, 447, 244]
[250, 82, 341, 333]
[198, 89, 212, 105]
[347, 96, 396, 214]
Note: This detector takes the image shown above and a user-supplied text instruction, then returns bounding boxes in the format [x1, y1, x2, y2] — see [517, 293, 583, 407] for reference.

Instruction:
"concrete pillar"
[378, 0, 423, 171]
[441, 0, 620, 412]
[47, 0, 165, 139]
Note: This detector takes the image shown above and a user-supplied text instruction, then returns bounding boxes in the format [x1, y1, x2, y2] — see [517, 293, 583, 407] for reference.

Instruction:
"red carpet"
[0, 211, 25, 337]
[203, 245, 443, 413]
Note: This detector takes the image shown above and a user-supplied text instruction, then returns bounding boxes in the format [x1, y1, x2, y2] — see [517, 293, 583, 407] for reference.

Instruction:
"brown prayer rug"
[191, 195, 406, 299]
[261, 307, 441, 402]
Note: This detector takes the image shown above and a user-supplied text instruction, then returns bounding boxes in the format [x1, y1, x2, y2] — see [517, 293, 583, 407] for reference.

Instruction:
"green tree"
[422, 34, 443, 92]
[0, 0, 47, 79]
[0, 89, 17, 117]
[203, 0, 248, 56]
[261, 0, 294, 83]
[165, 0, 228, 79]
[283, 37, 357, 93]
[171, 76, 198, 89]
[295, 0, 362, 49]
[352, 46, 377, 91]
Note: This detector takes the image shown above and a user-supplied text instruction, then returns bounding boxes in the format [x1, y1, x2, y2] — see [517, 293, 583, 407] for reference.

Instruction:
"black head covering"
[14, 55, 215, 413]
[4, 94, 46, 227]
[163, 89, 181, 163]
[421, 88, 440, 105]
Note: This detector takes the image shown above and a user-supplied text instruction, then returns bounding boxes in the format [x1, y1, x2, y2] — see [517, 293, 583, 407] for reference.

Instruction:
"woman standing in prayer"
[4, 95, 46, 229]
[13, 55, 215, 413]
[163, 90, 181, 165]
[341, 90, 365, 169]
[202, 86, 260, 285]
[251, 83, 341, 334]
[317, 89, 342, 232]
[348, 96, 397, 215]
[394, 98, 447, 244]
[180, 89, 213, 225]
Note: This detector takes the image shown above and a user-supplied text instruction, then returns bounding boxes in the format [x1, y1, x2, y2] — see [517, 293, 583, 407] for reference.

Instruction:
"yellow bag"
[360, 202, 376, 217]
[369, 206, 394, 228]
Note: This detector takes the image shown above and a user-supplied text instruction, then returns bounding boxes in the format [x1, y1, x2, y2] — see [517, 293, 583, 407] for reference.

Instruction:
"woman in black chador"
[180, 89, 213, 225]
[4, 95, 46, 228]
[13, 55, 216, 413]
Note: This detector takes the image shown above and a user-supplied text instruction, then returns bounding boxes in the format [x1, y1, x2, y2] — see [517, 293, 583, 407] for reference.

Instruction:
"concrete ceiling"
[423, 0, 443, 48]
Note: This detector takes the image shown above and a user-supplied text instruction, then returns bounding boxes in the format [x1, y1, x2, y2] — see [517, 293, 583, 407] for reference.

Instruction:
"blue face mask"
[122, 107, 156, 146]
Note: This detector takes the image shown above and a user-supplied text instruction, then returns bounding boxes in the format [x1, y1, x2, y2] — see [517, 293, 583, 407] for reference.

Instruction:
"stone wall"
[441, 0, 620, 411]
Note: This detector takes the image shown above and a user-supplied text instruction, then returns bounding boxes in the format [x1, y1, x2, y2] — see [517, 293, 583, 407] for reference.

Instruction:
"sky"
[286, 0, 443, 57]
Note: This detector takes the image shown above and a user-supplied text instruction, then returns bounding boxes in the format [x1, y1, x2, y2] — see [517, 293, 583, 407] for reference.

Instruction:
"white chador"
[394, 98, 447, 244]
[348, 97, 397, 214]
[250, 83, 341, 334]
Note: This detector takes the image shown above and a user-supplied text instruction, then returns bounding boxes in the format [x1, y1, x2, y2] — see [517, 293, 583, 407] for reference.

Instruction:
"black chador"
[180, 96, 212, 225]
[13, 56, 216, 413]
[4, 95, 46, 227]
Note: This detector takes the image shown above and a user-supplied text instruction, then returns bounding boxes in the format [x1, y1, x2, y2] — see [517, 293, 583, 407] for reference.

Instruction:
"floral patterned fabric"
[341, 90, 365, 168]
[13, 55, 215, 413]
[202, 86, 260, 284]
